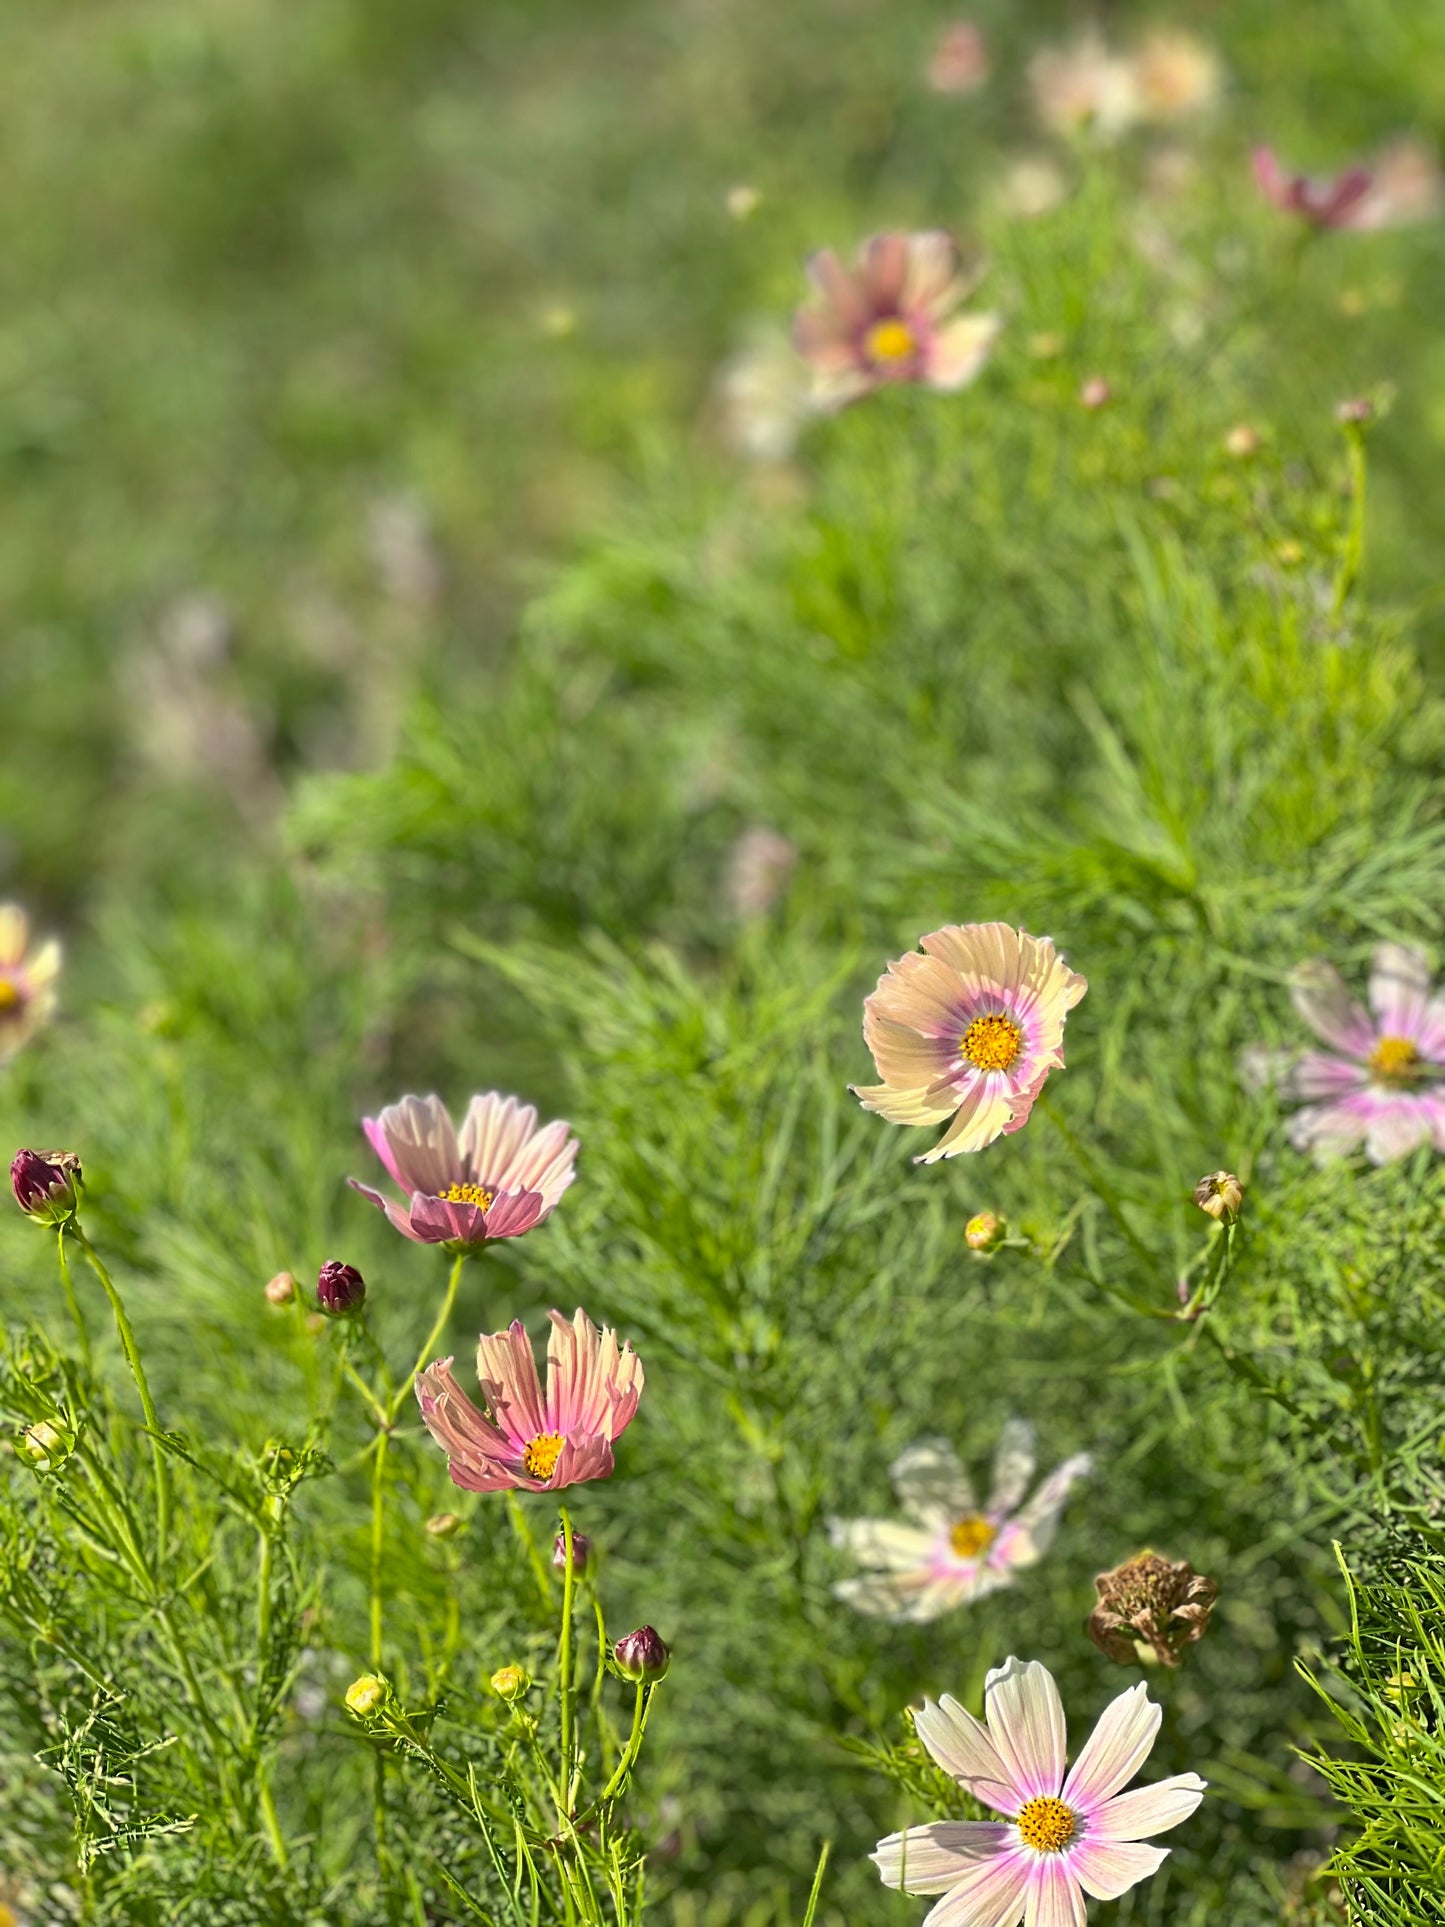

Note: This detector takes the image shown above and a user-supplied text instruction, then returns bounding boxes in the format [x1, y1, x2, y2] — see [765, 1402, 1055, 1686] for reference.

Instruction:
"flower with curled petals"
[851, 924, 1086, 1160]
[416, 1307, 643, 1494]
[830, 1421, 1090, 1623]
[0, 904, 61, 1066]
[1252, 147, 1375, 228]
[1244, 944, 1445, 1165]
[874, 1656, 1205, 1926]
[349, 1091, 578, 1250]
[793, 231, 1000, 414]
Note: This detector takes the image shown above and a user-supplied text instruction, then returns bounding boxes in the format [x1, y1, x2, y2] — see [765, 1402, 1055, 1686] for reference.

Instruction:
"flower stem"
[72, 1226, 168, 1554]
[54, 1229, 91, 1370]
[557, 1506, 576, 1818]
[390, 1250, 466, 1425]
[369, 1427, 389, 1671]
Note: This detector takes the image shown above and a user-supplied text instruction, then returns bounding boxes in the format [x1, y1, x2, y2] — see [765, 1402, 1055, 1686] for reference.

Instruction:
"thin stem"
[557, 1507, 576, 1819]
[369, 1428, 390, 1671]
[72, 1227, 168, 1557]
[1332, 424, 1369, 618]
[391, 1252, 466, 1425]
[595, 1685, 647, 1807]
[54, 1229, 92, 1370]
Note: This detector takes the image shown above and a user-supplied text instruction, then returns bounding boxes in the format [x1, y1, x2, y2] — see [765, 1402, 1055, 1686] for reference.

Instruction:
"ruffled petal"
[364, 1094, 461, 1196]
[1061, 1682, 1159, 1811]
[1003, 1453, 1092, 1564]
[983, 1658, 1067, 1802]
[476, 1321, 550, 1446]
[545, 1307, 644, 1441]
[478, 1189, 548, 1239]
[830, 1514, 937, 1571]
[348, 1178, 432, 1242]
[901, 230, 968, 315]
[923, 1851, 1033, 1927]
[1368, 943, 1434, 1042]
[916, 1077, 1019, 1160]
[1086, 1774, 1206, 1841]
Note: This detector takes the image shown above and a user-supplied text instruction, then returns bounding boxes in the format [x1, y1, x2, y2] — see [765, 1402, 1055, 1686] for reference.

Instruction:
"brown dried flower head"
[1193, 1171, 1242, 1223]
[1087, 1549, 1218, 1668]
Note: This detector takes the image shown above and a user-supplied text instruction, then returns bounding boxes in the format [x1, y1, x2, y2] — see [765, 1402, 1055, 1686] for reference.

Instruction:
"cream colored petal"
[901, 230, 968, 314]
[891, 1437, 977, 1526]
[872, 1822, 1016, 1896]
[916, 1078, 1016, 1160]
[829, 1515, 936, 1573]
[983, 1657, 1066, 1800]
[851, 1079, 960, 1127]
[0, 906, 30, 967]
[915, 1695, 1022, 1814]
[925, 313, 1002, 391]
[986, 1420, 1036, 1515]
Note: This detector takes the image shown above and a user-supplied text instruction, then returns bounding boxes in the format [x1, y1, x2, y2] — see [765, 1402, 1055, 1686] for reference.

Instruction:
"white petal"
[1069, 1838, 1170, 1900]
[892, 1438, 977, 1527]
[1023, 1857, 1086, 1927]
[829, 1515, 937, 1572]
[1087, 1774, 1206, 1840]
[1061, 1682, 1160, 1809]
[915, 1696, 1022, 1814]
[983, 1658, 1067, 1800]
[873, 1822, 1013, 1894]
[1006, 1454, 1092, 1563]
[924, 1851, 1033, 1927]
[986, 1419, 1036, 1515]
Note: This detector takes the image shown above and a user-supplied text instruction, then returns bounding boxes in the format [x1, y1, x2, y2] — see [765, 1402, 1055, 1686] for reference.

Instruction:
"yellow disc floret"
[949, 1515, 996, 1559]
[522, 1433, 564, 1481]
[438, 1181, 496, 1210]
[960, 1012, 1024, 1074]
[1016, 1795, 1077, 1854]
[0, 978, 21, 1010]
[864, 317, 917, 364]
[1369, 1035, 1421, 1085]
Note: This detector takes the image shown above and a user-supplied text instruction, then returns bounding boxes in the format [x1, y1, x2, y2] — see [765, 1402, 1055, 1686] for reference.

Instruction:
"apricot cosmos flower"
[875, 1658, 1205, 1926]
[350, 1091, 577, 1249]
[1245, 944, 1445, 1164]
[851, 923, 1086, 1159]
[0, 904, 61, 1065]
[793, 231, 1000, 412]
[831, 1421, 1090, 1623]
[416, 1308, 643, 1493]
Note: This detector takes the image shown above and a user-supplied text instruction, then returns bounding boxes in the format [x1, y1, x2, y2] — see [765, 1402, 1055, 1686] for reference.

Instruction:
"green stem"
[1332, 424, 1368, 618]
[72, 1227, 168, 1557]
[595, 1685, 647, 1807]
[54, 1229, 91, 1370]
[391, 1252, 466, 1425]
[557, 1507, 576, 1818]
[369, 1428, 390, 1671]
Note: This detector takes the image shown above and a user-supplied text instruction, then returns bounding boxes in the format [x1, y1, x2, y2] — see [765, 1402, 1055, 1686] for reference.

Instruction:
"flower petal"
[1061, 1682, 1159, 1811]
[1004, 1453, 1092, 1564]
[1087, 1774, 1206, 1841]
[926, 313, 1001, 391]
[1289, 961, 1375, 1059]
[892, 1438, 978, 1527]
[365, 1093, 461, 1196]
[923, 1852, 1033, 1927]
[545, 1307, 644, 1442]
[873, 1822, 1014, 1895]
[915, 1695, 1022, 1814]
[901, 230, 967, 315]
[983, 1658, 1066, 1801]
[916, 1077, 1018, 1160]
[477, 1321, 550, 1446]
[1368, 943, 1434, 1042]
[830, 1514, 937, 1572]
[1068, 1838, 1170, 1900]
[1023, 1857, 1086, 1927]
[986, 1419, 1036, 1515]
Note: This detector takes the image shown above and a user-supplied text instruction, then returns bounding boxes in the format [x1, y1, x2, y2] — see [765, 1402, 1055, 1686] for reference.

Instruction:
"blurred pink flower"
[851, 923, 1086, 1160]
[1246, 945, 1445, 1164]
[416, 1308, 643, 1493]
[793, 232, 1000, 413]
[874, 1658, 1205, 1924]
[350, 1091, 577, 1249]
[831, 1422, 1091, 1623]
[927, 21, 989, 96]
[1350, 135, 1444, 229]
[1029, 33, 1140, 140]
[1252, 147, 1374, 227]
[725, 825, 798, 920]
[0, 905, 61, 1065]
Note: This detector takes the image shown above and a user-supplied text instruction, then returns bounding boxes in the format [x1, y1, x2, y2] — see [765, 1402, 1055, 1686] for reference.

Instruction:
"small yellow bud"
[17, 1420, 66, 1469]
[425, 1512, 461, 1538]
[344, 1674, 388, 1717]
[489, 1664, 530, 1700]
[1224, 423, 1260, 458]
[965, 1211, 1005, 1252]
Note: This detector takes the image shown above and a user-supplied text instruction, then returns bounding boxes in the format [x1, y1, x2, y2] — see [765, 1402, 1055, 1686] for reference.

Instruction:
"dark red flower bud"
[10, 1149, 82, 1225]
[613, 1625, 670, 1683]
[553, 1529, 591, 1574]
[316, 1259, 366, 1315]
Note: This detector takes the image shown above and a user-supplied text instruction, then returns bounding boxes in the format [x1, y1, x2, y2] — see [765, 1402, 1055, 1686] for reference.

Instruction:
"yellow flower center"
[437, 1181, 496, 1209]
[1369, 1035, 1420, 1085]
[949, 1515, 995, 1558]
[864, 317, 917, 364]
[0, 978, 21, 1010]
[522, 1433, 564, 1480]
[1016, 1795, 1077, 1854]
[960, 1013, 1024, 1074]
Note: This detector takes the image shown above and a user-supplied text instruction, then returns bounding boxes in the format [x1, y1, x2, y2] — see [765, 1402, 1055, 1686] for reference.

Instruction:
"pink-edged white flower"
[851, 924, 1087, 1160]
[350, 1091, 578, 1249]
[1245, 944, 1445, 1165]
[793, 232, 1000, 414]
[416, 1307, 643, 1494]
[0, 905, 61, 1065]
[874, 1657, 1205, 1926]
[831, 1422, 1090, 1623]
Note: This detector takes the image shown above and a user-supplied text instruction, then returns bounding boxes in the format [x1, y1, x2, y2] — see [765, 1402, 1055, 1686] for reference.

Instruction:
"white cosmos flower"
[875, 1657, 1205, 1926]
[830, 1422, 1091, 1623]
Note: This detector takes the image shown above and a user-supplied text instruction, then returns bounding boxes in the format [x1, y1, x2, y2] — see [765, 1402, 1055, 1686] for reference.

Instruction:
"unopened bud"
[553, 1529, 591, 1573]
[17, 1419, 71, 1470]
[1335, 396, 1375, 425]
[264, 1270, 296, 1306]
[613, 1626, 670, 1683]
[490, 1664, 530, 1699]
[964, 1211, 1004, 1252]
[1193, 1171, 1243, 1223]
[344, 1673, 389, 1717]
[426, 1512, 461, 1538]
[725, 183, 761, 221]
[1224, 423, 1261, 458]
[10, 1149, 82, 1226]
[1087, 1550, 1218, 1668]
[316, 1259, 366, 1315]
[1079, 376, 1113, 410]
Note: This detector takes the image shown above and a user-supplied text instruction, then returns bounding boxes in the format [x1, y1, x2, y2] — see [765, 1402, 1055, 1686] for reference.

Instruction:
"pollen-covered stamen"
[949, 1515, 995, 1558]
[960, 1012, 1024, 1074]
[522, 1433, 564, 1480]
[1016, 1795, 1077, 1854]
[0, 978, 22, 1010]
[864, 316, 917, 365]
[1369, 1035, 1421, 1085]
[437, 1181, 496, 1210]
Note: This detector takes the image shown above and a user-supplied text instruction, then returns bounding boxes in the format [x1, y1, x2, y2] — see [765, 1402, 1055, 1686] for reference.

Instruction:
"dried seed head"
[1193, 1171, 1243, 1223]
[1087, 1549, 1218, 1667]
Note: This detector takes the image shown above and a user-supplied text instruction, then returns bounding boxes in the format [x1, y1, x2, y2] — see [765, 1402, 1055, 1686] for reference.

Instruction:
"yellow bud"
[345, 1674, 388, 1717]
[490, 1664, 530, 1699]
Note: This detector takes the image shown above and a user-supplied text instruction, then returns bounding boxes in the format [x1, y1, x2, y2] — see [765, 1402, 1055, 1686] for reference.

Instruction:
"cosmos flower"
[715, 325, 812, 463]
[1252, 147, 1375, 228]
[1349, 135, 1444, 229]
[1130, 31, 1222, 123]
[1028, 33, 1140, 141]
[851, 923, 1087, 1160]
[874, 1658, 1205, 1926]
[793, 232, 1000, 413]
[831, 1422, 1090, 1623]
[1088, 1551, 1218, 1669]
[350, 1091, 578, 1249]
[1245, 944, 1445, 1164]
[0, 905, 61, 1066]
[416, 1308, 643, 1494]
[927, 21, 990, 96]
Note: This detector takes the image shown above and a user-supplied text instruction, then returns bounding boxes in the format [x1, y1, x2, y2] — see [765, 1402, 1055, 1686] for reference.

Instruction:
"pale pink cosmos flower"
[875, 1657, 1205, 1926]
[0, 905, 61, 1066]
[1349, 135, 1444, 229]
[1252, 147, 1375, 228]
[1244, 944, 1445, 1165]
[1028, 33, 1140, 141]
[350, 1091, 578, 1249]
[793, 232, 1000, 414]
[851, 923, 1087, 1160]
[830, 1422, 1091, 1623]
[416, 1307, 643, 1493]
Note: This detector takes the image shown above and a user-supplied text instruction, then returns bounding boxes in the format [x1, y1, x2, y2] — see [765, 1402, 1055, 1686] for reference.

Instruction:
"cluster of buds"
[613, 1626, 670, 1684]
[316, 1260, 366, 1316]
[1087, 1551, 1218, 1668]
[10, 1149, 83, 1227]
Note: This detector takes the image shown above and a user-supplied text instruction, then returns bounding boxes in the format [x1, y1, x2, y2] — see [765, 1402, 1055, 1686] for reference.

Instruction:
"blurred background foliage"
[2, 0, 1445, 1921]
